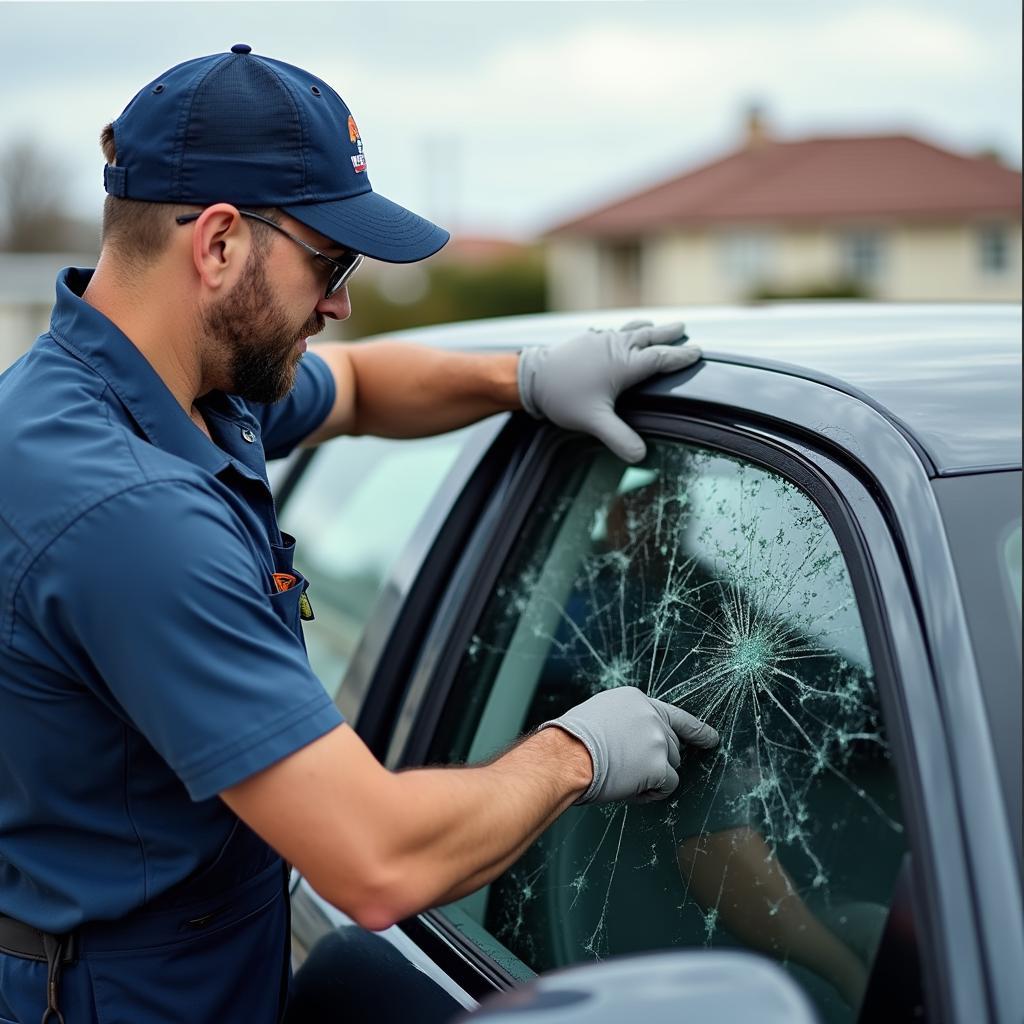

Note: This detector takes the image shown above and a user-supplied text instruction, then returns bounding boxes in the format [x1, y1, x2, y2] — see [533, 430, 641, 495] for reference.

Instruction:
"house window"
[978, 225, 1009, 274]
[841, 231, 884, 280]
[720, 232, 774, 287]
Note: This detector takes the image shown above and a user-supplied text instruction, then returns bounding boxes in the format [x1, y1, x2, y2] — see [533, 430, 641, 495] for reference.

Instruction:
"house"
[543, 113, 1022, 309]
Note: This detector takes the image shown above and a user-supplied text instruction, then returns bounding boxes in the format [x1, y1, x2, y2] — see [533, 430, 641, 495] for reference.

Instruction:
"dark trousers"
[0, 857, 290, 1024]
[0, 824, 290, 1024]
[285, 927, 465, 1024]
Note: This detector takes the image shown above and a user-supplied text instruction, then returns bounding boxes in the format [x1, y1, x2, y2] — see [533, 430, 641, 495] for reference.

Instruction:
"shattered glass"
[435, 440, 907, 1022]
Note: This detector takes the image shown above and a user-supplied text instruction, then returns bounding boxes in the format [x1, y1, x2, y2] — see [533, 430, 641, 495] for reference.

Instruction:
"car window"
[278, 430, 470, 699]
[429, 438, 908, 1023]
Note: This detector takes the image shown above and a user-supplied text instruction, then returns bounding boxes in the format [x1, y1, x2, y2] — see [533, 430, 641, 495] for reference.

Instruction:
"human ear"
[190, 204, 249, 292]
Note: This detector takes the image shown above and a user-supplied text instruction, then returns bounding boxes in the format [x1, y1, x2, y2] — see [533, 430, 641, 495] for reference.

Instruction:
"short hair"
[99, 123, 278, 268]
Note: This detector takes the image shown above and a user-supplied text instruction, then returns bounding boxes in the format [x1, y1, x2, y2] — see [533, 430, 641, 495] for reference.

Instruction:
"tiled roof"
[547, 135, 1022, 237]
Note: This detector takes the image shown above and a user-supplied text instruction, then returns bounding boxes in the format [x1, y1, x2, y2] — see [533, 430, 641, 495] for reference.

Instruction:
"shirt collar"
[48, 268, 265, 480]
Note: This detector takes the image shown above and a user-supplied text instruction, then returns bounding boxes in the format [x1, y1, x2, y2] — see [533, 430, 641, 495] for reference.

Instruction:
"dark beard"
[201, 253, 325, 404]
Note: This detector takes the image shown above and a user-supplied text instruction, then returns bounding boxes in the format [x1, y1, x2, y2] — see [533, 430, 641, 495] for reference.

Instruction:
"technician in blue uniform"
[0, 46, 715, 1023]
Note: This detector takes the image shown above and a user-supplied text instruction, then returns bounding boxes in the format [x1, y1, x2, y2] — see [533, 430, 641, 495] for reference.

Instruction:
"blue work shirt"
[0, 268, 344, 933]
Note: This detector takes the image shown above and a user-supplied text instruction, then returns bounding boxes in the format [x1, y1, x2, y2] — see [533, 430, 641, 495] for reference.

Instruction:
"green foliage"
[344, 250, 547, 338]
[748, 278, 870, 301]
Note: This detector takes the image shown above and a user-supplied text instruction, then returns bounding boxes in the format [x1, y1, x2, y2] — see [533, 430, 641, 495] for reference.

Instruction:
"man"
[0, 46, 715, 1023]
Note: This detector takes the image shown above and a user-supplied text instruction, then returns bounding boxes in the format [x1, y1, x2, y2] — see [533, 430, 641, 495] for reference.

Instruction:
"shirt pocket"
[267, 570, 310, 635]
[267, 534, 309, 638]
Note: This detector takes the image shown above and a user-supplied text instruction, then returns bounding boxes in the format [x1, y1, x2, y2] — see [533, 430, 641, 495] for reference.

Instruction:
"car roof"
[377, 303, 1022, 474]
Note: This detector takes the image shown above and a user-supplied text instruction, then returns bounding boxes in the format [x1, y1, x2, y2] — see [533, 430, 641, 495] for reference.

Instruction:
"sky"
[1, 0, 1021, 241]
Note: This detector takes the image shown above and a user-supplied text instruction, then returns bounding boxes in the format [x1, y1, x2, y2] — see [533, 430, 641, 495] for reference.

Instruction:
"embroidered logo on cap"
[348, 115, 367, 173]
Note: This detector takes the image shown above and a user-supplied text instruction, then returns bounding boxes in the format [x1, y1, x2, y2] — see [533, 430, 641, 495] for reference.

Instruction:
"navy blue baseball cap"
[103, 44, 448, 263]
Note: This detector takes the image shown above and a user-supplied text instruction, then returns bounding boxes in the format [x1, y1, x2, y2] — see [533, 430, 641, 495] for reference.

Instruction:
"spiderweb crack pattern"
[464, 443, 903, 985]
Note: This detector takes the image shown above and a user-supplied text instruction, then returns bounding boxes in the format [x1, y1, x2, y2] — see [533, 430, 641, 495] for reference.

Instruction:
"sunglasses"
[175, 209, 363, 298]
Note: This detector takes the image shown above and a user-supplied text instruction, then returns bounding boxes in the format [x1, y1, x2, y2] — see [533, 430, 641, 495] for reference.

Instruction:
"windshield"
[933, 470, 1022, 865]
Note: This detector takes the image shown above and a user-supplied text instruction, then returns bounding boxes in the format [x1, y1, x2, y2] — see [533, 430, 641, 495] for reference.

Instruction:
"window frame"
[718, 230, 777, 289]
[338, 413, 533, 757]
[380, 408, 946, 1020]
[840, 229, 885, 282]
[977, 223, 1010, 275]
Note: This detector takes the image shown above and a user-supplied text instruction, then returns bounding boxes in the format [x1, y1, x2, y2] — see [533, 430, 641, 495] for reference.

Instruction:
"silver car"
[275, 303, 1022, 1024]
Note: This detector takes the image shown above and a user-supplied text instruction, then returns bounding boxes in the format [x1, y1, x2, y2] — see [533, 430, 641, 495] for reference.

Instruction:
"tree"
[0, 137, 82, 251]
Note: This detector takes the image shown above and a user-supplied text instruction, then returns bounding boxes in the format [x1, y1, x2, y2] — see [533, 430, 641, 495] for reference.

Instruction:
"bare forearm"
[224, 723, 591, 931]
[428, 755, 578, 905]
[310, 340, 520, 441]
[379, 728, 589, 918]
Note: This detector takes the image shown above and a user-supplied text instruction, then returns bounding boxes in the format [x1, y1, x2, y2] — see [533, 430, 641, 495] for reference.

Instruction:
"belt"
[0, 914, 76, 964]
[0, 857, 287, 1024]
[0, 915, 73, 1024]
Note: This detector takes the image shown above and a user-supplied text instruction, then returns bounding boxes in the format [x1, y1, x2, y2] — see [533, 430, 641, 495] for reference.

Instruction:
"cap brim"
[282, 191, 449, 263]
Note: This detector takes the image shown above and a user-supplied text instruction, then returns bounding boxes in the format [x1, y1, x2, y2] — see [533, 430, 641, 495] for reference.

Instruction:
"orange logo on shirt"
[272, 573, 298, 593]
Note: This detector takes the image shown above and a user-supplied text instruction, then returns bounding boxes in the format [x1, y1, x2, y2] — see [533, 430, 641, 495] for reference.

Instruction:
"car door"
[340, 396, 948, 1024]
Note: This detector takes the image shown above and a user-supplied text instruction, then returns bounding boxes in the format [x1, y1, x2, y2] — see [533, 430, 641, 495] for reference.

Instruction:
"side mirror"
[459, 951, 819, 1023]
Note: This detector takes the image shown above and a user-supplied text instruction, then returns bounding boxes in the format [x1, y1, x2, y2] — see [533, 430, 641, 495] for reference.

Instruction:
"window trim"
[839, 229, 885, 281]
[400, 910, 527, 996]
[385, 412, 944, 1016]
[347, 414, 531, 758]
[977, 223, 1010, 275]
[718, 229, 778, 288]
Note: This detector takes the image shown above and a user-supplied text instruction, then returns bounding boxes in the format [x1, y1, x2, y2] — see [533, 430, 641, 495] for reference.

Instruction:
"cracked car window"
[431, 439, 907, 1023]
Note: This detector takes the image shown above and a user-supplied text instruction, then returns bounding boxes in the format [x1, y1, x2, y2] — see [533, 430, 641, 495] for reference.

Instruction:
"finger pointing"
[654, 699, 720, 750]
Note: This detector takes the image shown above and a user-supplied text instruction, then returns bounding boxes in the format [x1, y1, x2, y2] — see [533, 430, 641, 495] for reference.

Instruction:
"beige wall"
[645, 228, 841, 304]
[546, 218, 1022, 309]
[643, 232, 720, 305]
[546, 240, 651, 309]
[883, 222, 1022, 301]
[545, 241, 605, 311]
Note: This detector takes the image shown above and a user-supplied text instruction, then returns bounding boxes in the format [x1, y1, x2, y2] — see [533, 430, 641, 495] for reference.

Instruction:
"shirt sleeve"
[248, 349, 336, 460]
[21, 479, 343, 801]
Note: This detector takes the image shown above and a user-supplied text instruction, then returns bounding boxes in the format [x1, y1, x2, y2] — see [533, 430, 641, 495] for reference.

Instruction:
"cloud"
[321, 4, 996, 129]
[0, 1, 1016, 235]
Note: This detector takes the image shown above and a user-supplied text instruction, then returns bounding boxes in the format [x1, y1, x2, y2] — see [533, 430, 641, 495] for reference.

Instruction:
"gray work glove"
[539, 685, 719, 805]
[517, 320, 701, 463]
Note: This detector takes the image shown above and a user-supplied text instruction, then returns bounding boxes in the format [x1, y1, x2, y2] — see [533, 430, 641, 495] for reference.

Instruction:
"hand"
[539, 686, 719, 805]
[516, 320, 702, 463]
